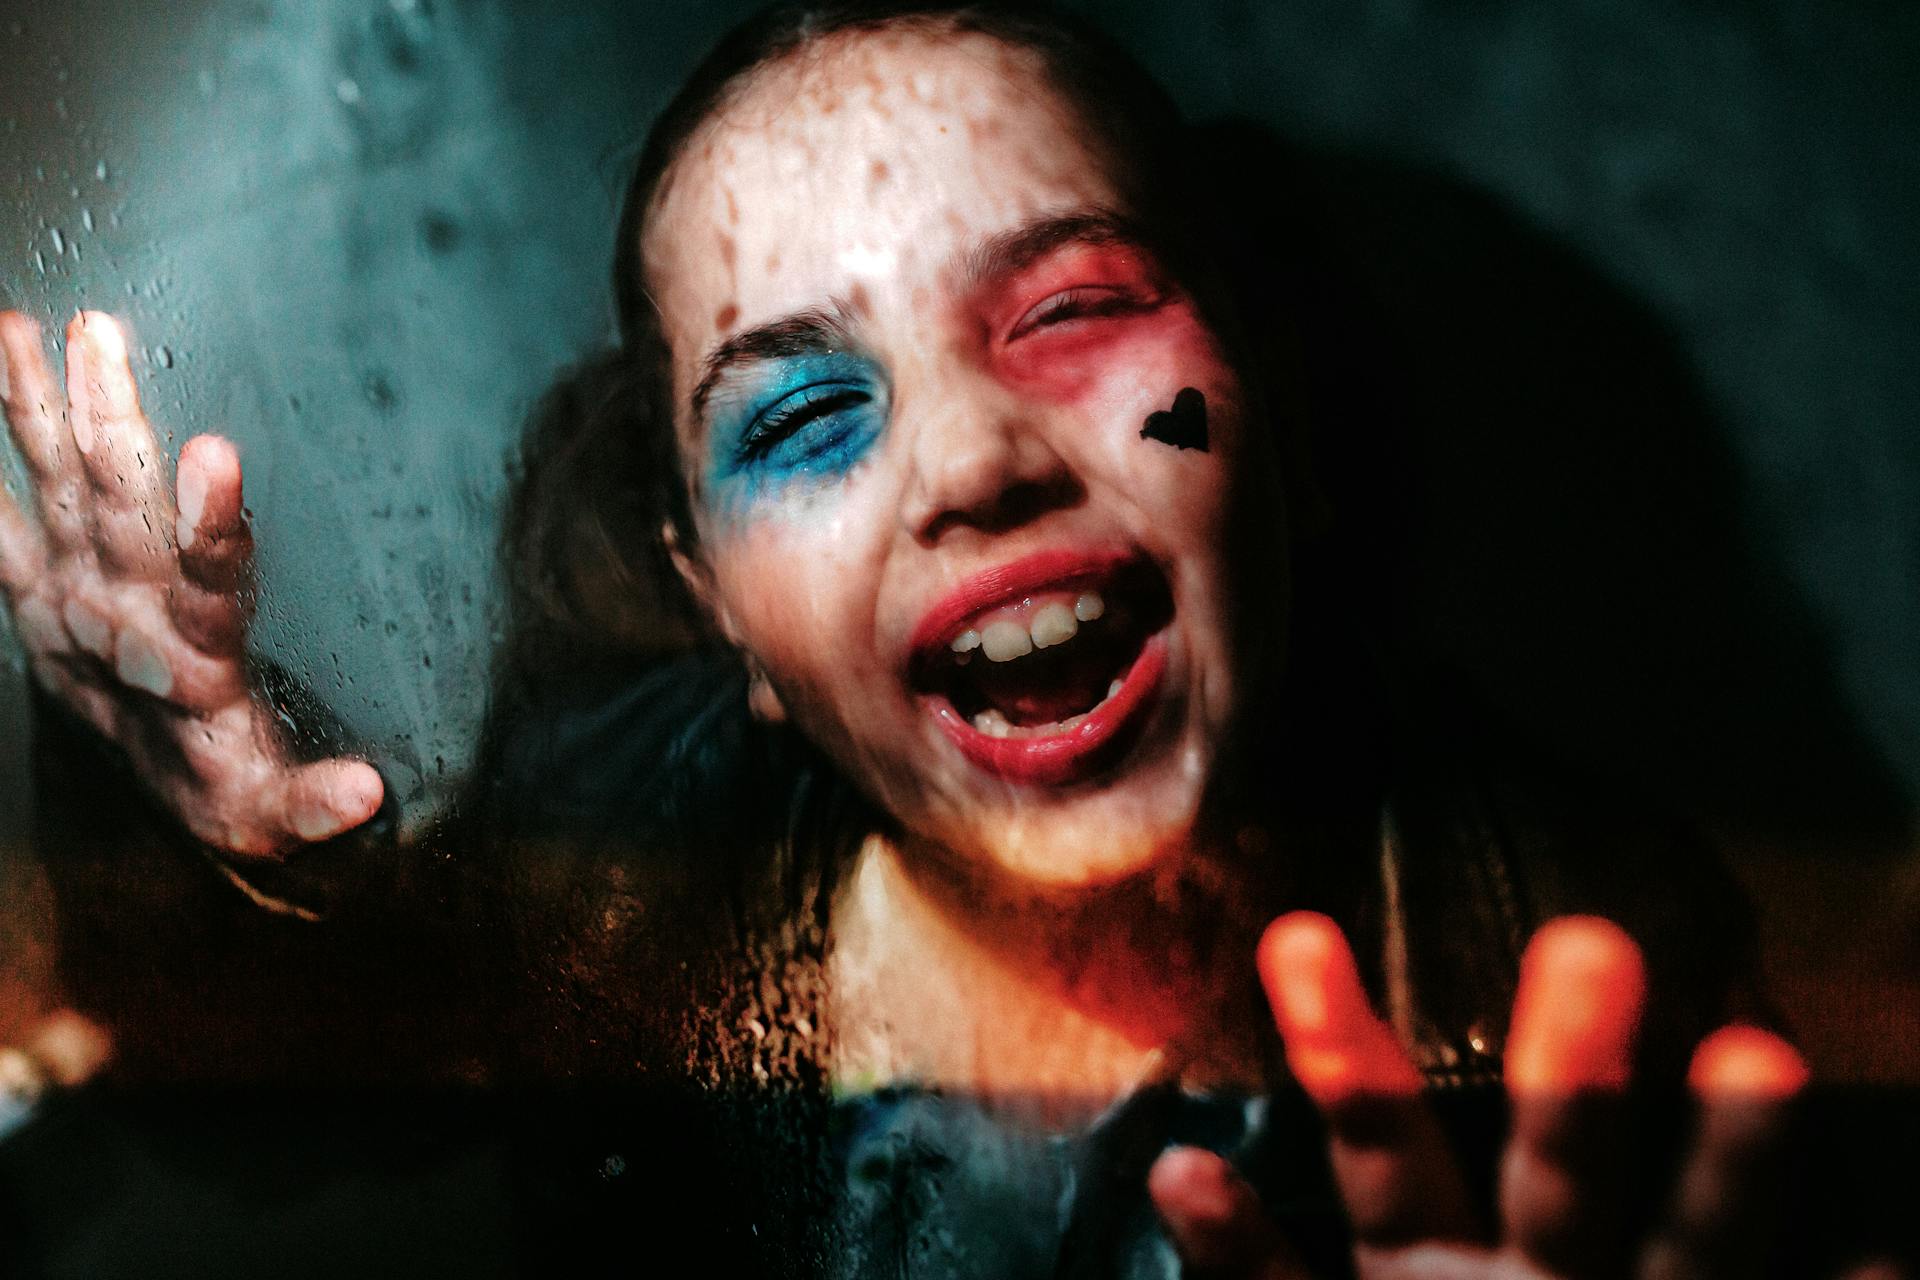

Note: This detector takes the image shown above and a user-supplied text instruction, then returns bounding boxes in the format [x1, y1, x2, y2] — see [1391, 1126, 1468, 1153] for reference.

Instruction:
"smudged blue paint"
[704, 352, 888, 518]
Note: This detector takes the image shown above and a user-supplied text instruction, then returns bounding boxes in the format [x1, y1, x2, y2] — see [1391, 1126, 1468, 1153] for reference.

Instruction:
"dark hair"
[500, 0, 1283, 688]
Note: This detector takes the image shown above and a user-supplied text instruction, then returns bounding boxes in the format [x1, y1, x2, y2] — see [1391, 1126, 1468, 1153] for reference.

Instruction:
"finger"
[42, 583, 246, 711]
[0, 480, 48, 593]
[1258, 912, 1479, 1245]
[1149, 1146, 1308, 1280]
[0, 312, 73, 481]
[110, 609, 250, 710]
[65, 312, 169, 571]
[1500, 916, 1646, 1278]
[173, 433, 254, 595]
[269, 757, 385, 850]
[0, 311, 86, 547]
[1638, 1026, 1808, 1280]
[23, 1010, 112, 1088]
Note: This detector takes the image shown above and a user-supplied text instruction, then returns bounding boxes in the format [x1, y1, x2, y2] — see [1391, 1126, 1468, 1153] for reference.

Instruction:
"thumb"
[1148, 1145, 1310, 1280]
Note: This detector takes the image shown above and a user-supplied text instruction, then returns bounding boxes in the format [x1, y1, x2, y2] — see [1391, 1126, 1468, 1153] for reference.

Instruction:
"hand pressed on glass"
[0, 310, 382, 861]
[1149, 915, 1823, 1280]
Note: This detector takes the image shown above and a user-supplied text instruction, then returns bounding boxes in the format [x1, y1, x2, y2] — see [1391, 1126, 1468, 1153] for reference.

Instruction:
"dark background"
[0, 0, 1915, 1082]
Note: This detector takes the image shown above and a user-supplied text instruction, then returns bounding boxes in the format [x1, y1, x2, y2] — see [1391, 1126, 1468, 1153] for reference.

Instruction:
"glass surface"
[0, 2, 1915, 1276]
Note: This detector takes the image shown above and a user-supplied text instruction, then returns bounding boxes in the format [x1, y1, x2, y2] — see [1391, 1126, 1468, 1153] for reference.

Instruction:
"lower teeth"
[967, 674, 1125, 738]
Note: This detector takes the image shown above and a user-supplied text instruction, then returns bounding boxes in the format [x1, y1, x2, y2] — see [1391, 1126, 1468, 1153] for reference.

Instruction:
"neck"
[825, 826, 1285, 1120]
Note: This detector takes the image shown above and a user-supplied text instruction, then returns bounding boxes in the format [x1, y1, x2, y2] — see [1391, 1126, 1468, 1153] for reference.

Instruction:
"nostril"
[991, 475, 1082, 530]
[916, 472, 1084, 544]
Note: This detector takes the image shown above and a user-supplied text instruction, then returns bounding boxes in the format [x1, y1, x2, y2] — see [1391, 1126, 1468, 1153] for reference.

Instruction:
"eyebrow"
[690, 305, 861, 424]
[959, 208, 1146, 292]
[687, 209, 1151, 423]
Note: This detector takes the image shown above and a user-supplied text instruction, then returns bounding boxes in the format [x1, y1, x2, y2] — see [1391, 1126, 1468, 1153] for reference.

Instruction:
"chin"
[925, 742, 1214, 890]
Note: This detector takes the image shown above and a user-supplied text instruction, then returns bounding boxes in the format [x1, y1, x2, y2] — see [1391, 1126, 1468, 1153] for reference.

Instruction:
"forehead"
[641, 28, 1125, 372]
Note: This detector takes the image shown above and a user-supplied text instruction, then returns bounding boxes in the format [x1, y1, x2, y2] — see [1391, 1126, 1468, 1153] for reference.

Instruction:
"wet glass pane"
[0, 1, 1915, 1276]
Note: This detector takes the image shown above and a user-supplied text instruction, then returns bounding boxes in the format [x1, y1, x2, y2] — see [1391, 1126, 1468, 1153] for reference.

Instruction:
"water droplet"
[153, 345, 173, 369]
[49, 227, 64, 254]
[81, 207, 93, 232]
[94, 159, 108, 181]
[32, 250, 45, 275]
[336, 78, 362, 105]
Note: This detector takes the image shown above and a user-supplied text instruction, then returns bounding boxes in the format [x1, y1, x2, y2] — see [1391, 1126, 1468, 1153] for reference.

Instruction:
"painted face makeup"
[703, 350, 889, 517]
[644, 30, 1286, 888]
[1140, 386, 1209, 452]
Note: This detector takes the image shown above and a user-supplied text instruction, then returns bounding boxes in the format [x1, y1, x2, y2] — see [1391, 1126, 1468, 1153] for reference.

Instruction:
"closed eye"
[1006, 286, 1155, 342]
[737, 383, 873, 463]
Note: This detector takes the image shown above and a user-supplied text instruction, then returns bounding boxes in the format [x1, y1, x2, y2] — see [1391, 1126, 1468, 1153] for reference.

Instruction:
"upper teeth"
[980, 621, 1032, 661]
[951, 590, 1105, 663]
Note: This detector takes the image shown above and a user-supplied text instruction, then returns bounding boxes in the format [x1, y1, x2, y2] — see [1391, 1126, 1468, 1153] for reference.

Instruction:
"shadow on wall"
[1207, 120, 1912, 855]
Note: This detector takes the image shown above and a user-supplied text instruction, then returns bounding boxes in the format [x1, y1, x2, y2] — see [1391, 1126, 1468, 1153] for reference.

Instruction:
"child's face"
[644, 28, 1286, 888]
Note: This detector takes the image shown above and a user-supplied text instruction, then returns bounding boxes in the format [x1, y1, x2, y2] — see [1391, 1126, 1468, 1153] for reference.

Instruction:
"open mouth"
[907, 552, 1174, 785]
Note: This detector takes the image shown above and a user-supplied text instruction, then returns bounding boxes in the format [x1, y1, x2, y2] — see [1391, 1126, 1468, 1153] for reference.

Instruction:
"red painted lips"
[907, 548, 1170, 785]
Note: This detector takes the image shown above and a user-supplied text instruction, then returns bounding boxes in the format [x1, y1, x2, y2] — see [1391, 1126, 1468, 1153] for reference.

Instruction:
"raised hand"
[0, 310, 382, 863]
[1148, 913, 1853, 1280]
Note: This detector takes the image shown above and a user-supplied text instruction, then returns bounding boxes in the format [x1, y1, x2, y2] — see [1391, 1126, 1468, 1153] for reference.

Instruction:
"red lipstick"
[907, 547, 1169, 786]
[907, 547, 1137, 659]
[930, 634, 1167, 785]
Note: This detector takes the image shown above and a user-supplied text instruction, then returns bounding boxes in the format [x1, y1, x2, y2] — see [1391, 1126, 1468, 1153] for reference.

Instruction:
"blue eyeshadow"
[705, 352, 887, 515]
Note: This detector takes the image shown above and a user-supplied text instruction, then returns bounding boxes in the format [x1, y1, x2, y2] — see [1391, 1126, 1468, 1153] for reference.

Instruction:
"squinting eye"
[737, 383, 872, 464]
[1006, 286, 1148, 342]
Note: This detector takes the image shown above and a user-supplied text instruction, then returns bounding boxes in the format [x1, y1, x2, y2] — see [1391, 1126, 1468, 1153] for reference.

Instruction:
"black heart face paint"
[1140, 386, 1209, 452]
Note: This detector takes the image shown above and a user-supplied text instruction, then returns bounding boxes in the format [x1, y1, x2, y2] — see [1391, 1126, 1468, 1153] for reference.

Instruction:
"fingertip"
[179, 431, 240, 470]
[1147, 1145, 1238, 1225]
[1149, 1146, 1291, 1272]
[1526, 915, 1641, 970]
[1259, 912, 1420, 1102]
[113, 625, 175, 700]
[1518, 917, 1646, 1014]
[1688, 1025, 1809, 1102]
[78, 309, 129, 361]
[342, 761, 385, 823]
[176, 435, 245, 553]
[1507, 916, 1647, 1093]
[26, 1009, 113, 1088]
[61, 596, 113, 659]
[288, 760, 384, 843]
[1257, 911, 1348, 1035]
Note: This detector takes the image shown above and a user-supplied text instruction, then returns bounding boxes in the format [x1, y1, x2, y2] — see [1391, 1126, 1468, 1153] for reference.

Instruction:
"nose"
[898, 374, 1081, 545]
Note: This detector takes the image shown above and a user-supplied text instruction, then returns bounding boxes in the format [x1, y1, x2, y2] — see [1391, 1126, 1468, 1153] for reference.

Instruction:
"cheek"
[707, 502, 887, 705]
[999, 309, 1244, 528]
